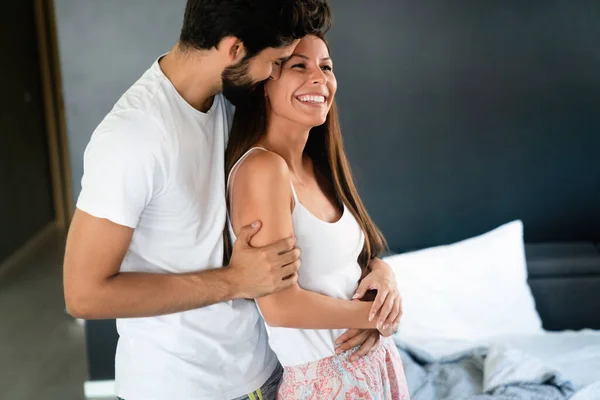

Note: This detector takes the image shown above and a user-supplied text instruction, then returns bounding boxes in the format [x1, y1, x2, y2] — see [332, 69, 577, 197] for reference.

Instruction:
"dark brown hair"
[180, 0, 331, 58]
[224, 35, 386, 271]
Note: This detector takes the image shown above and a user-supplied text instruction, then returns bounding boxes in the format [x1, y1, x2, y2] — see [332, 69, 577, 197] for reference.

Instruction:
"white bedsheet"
[398, 329, 600, 390]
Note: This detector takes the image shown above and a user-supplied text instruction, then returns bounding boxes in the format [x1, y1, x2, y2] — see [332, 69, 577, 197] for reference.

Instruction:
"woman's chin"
[304, 115, 328, 128]
[288, 115, 327, 129]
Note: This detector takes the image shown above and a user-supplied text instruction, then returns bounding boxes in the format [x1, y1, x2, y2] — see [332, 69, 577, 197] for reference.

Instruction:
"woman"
[225, 34, 410, 399]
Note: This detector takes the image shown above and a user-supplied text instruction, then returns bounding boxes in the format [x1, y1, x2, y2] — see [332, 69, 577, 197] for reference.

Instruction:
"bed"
[386, 221, 600, 400]
[394, 330, 600, 400]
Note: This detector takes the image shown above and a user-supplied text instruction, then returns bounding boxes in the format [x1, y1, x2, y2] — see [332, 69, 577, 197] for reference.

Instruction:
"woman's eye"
[321, 65, 332, 71]
[291, 63, 305, 69]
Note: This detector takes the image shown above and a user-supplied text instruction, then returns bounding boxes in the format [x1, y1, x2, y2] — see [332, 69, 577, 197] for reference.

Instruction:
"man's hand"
[335, 329, 381, 362]
[352, 258, 402, 332]
[227, 221, 301, 299]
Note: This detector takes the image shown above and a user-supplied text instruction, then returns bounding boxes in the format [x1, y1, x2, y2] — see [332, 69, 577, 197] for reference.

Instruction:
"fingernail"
[251, 221, 260, 228]
[369, 314, 374, 322]
[352, 293, 360, 299]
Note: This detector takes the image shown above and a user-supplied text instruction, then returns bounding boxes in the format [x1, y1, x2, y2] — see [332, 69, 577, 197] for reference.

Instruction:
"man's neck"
[159, 43, 223, 113]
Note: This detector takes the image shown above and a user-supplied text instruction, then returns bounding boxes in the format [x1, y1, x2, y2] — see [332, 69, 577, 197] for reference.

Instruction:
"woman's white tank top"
[227, 147, 365, 367]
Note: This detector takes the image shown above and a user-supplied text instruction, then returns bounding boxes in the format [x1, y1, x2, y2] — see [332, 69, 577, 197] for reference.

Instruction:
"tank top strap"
[226, 147, 268, 196]
[289, 181, 299, 209]
[226, 147, 298, 212]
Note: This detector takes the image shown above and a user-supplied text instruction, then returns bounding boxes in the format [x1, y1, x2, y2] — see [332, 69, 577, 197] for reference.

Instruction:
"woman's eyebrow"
[289, 54, 332, 61]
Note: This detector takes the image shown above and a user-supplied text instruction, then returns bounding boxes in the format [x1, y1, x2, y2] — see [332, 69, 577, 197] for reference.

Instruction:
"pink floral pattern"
[277, 337, 410, 400]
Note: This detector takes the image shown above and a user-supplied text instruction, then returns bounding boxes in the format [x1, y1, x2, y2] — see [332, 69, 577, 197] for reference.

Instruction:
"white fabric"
[77, 60, 277, 400]
[386, 220, 543, 343]
[398, 329, 600, 390]
[227, 147, 365, 367]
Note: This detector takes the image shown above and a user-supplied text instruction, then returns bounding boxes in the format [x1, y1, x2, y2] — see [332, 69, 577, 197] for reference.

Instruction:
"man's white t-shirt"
[77, 59, 278, 400]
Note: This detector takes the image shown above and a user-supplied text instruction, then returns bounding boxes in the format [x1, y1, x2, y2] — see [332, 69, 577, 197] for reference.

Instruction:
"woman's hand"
[352, 258, 402, 332]
[377, 322, 398, 337]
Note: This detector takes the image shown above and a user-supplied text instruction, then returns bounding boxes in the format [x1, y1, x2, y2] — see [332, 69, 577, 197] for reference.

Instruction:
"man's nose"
[269, 64, 282, 80]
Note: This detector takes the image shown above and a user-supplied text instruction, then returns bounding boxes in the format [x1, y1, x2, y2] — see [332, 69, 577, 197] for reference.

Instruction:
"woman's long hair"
[223, 38, 386, 272]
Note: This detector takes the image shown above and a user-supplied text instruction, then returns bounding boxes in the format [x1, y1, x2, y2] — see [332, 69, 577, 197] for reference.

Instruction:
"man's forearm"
[66, 266, 240, 319]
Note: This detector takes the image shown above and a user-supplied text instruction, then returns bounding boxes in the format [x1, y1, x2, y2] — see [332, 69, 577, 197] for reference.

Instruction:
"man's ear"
[218, 37, 246, 64]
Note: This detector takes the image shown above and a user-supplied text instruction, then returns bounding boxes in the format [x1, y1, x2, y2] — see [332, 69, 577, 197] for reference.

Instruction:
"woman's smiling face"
[265, 35, 337, 128]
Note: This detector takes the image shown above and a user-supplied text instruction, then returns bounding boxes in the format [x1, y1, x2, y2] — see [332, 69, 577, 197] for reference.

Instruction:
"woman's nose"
[311, 70, 326, 84]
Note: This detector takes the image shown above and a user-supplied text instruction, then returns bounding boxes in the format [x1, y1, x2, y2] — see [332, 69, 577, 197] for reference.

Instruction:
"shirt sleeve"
[76, 111, 167, 228]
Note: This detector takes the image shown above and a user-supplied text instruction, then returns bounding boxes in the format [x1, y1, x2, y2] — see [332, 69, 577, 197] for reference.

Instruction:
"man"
[63, 1, 402, 399]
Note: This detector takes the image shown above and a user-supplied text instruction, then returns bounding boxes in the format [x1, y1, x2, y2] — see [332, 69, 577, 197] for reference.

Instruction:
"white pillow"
[387, 220, 543, 343]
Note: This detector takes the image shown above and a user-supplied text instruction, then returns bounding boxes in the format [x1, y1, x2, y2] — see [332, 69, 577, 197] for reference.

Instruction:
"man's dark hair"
[179, 0, 331, 58]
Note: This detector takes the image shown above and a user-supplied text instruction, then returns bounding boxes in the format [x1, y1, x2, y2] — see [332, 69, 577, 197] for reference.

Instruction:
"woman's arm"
[260, 285, 376, 329]
[230, 150, 378, 330]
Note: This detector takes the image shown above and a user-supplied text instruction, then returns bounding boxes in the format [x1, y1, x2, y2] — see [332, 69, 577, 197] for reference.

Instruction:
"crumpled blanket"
[395, 339, 576, 400]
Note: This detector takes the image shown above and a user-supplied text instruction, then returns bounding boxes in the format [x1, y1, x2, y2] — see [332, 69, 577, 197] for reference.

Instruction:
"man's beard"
[221, 58, 258, 106]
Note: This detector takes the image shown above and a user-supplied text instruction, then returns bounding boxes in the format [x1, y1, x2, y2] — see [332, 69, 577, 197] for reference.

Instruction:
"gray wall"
[0, 2, 55, 264]
[327, 0, 600, 250]
[54, 0, 187, 200]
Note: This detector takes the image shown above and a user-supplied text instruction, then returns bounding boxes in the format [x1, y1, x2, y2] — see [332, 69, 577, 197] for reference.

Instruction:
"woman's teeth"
[297, 95, 325, 104]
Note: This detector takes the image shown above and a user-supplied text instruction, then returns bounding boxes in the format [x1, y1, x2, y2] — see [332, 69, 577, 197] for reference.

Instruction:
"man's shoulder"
[95, 63, 173, 140]
[93, 108, 165, 147]
[89, 107, 169, 170]
[109, 63, 167, 120]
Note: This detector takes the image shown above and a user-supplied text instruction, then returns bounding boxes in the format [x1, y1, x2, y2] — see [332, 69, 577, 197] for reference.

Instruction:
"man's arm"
[63, 209, 300, 319]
